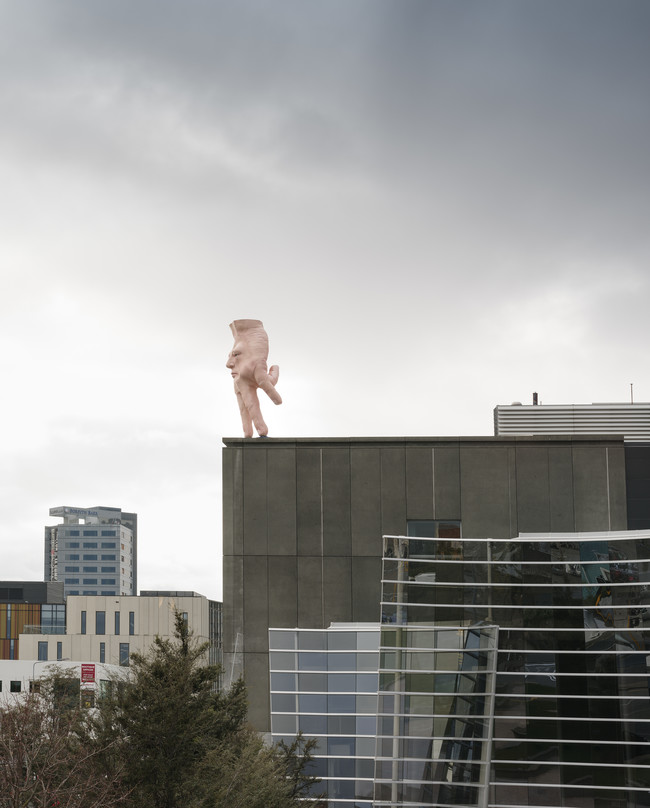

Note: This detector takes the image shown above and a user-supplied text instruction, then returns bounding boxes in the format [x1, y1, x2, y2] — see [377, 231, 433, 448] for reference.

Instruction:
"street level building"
[44, 505, 137, 597]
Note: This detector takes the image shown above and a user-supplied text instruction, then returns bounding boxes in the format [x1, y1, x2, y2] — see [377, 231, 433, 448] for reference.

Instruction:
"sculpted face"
[226, 340, 256, 383]
[226, 319, 282, 438]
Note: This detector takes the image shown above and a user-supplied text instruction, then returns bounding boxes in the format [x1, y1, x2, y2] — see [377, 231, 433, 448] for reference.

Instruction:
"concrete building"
[222, 434, 632, 732]
[20, 592, 221, 674]
[44, 505, 137, 598]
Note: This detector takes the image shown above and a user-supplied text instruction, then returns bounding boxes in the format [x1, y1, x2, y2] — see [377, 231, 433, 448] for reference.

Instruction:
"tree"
[95, 611, 320, 808]
[0, 670, 128, 808]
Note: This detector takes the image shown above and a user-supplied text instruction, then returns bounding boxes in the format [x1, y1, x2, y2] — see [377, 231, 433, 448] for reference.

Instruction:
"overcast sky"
[1, 1, 649, 600]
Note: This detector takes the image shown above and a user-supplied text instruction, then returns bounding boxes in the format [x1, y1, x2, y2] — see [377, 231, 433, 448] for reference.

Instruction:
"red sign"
[81, 663, 95, 683]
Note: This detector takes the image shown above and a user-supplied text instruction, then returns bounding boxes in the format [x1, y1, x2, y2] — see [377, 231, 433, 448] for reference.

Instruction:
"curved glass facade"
[379, 531, 650, 808]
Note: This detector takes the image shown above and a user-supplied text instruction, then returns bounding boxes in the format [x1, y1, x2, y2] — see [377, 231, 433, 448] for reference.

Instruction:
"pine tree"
[95, 611, 320, 808]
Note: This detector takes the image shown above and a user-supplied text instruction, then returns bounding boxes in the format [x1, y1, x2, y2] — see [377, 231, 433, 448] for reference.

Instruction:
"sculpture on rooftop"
[226, 319, 281, 438]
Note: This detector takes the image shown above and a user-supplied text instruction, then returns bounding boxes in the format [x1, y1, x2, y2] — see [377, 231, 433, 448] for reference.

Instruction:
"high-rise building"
[44, 505, 137, 597]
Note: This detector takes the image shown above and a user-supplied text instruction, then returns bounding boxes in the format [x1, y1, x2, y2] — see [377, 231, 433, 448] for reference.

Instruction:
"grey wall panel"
[268, 555, 298, 628]
[243, 555, 268, 653]
[222, 447, 235, 556]
[406, 447, 433, 519]
[322, 556, 352, 625]
[548, 446, 576, 532]
[572, 446, 611, 531]
[297, 556, 323, 628]
[268, 448, 297, 555]
[351, 447, 382, 556]
[460, 445, 512, 538]
[380, 447, 407, 536]
[322, 448, 351, 556]
[222, 554, 243, 656]
[515, 447, 551, 534]
[507, 446, 518, 538]
[296, 448, 322, 556]
[351, 556, 382, 623]
[244, 652, 271, 733]
[243, 448, 268, 555]
[432, 444, 461, 520]
[607, 445, 628, 530]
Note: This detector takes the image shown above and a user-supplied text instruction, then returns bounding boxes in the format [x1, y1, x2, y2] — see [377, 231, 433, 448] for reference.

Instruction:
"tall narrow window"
[38, 641, 48, 661]
[95, 611, 105, 635]
[100, 642, 106, 663]
[119, 643, 130, 667]
[114, 611, 120, 635]
[129, 611, 135, 635]
[57, 641, 63, 660]
[81, 611, 86, 635]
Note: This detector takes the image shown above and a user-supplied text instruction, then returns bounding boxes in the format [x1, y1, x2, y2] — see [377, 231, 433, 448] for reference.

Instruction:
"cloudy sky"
[1, 1, 649, 600]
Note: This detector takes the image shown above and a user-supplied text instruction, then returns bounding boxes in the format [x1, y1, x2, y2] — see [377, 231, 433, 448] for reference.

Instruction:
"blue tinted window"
[83, 566, 97, 572]
[328, 653, 356, 671]
[68, 530, 80, 537]
[101, 567, 116, 573]
[38, 641, 48, 661]
[119, 642, 130, 666]
[357, 673, 379, 692]
[101, 531, 116, 537]
[301, 714, 328, 733]
[96, 611, 105, 635]
[101, 555, 116, 561]
[68, 542, 80, 548]
[83, 578, 97, 585]
[83, 531, 98, 537]
[328, 673, 356, 691]
[83, 542, 97, 548]
[64, 566, 79, 573]
[299, 693, 327, 712]
[101, 578, 116, 585]
[101, 542, 116, 548]
[271, 673, 297, 691]
[129, 612, 135, 635]
[328, 694, 356, 713]
[83, 554, 97, 561]
[299, 652, 327, 671]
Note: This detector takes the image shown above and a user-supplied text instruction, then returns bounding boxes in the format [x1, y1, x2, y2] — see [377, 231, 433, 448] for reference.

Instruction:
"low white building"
[0, 658, 123, 705]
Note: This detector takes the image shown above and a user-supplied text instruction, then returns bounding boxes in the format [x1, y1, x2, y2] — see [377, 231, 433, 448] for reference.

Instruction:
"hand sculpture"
[226, 319, 281, 438]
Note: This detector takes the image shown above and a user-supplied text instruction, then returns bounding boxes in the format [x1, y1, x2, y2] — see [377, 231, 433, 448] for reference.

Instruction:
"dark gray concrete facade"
[222, 435, 628, 730]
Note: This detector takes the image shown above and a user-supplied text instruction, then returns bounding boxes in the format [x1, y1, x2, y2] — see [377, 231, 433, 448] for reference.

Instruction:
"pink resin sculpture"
[226, 319, 281, 437]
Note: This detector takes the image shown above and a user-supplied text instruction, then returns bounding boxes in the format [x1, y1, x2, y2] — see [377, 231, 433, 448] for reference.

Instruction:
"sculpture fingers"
[268, 365, 279, 386]
[235, 388, 254, 438]
[254, 364, 282, 405]
[239, 383, 269, 437]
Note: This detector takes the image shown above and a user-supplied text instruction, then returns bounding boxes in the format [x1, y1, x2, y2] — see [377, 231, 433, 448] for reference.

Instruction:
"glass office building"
[269, 530, 650, 806]
[379, 530, 650, 808]
[269, 624, 380, 807]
